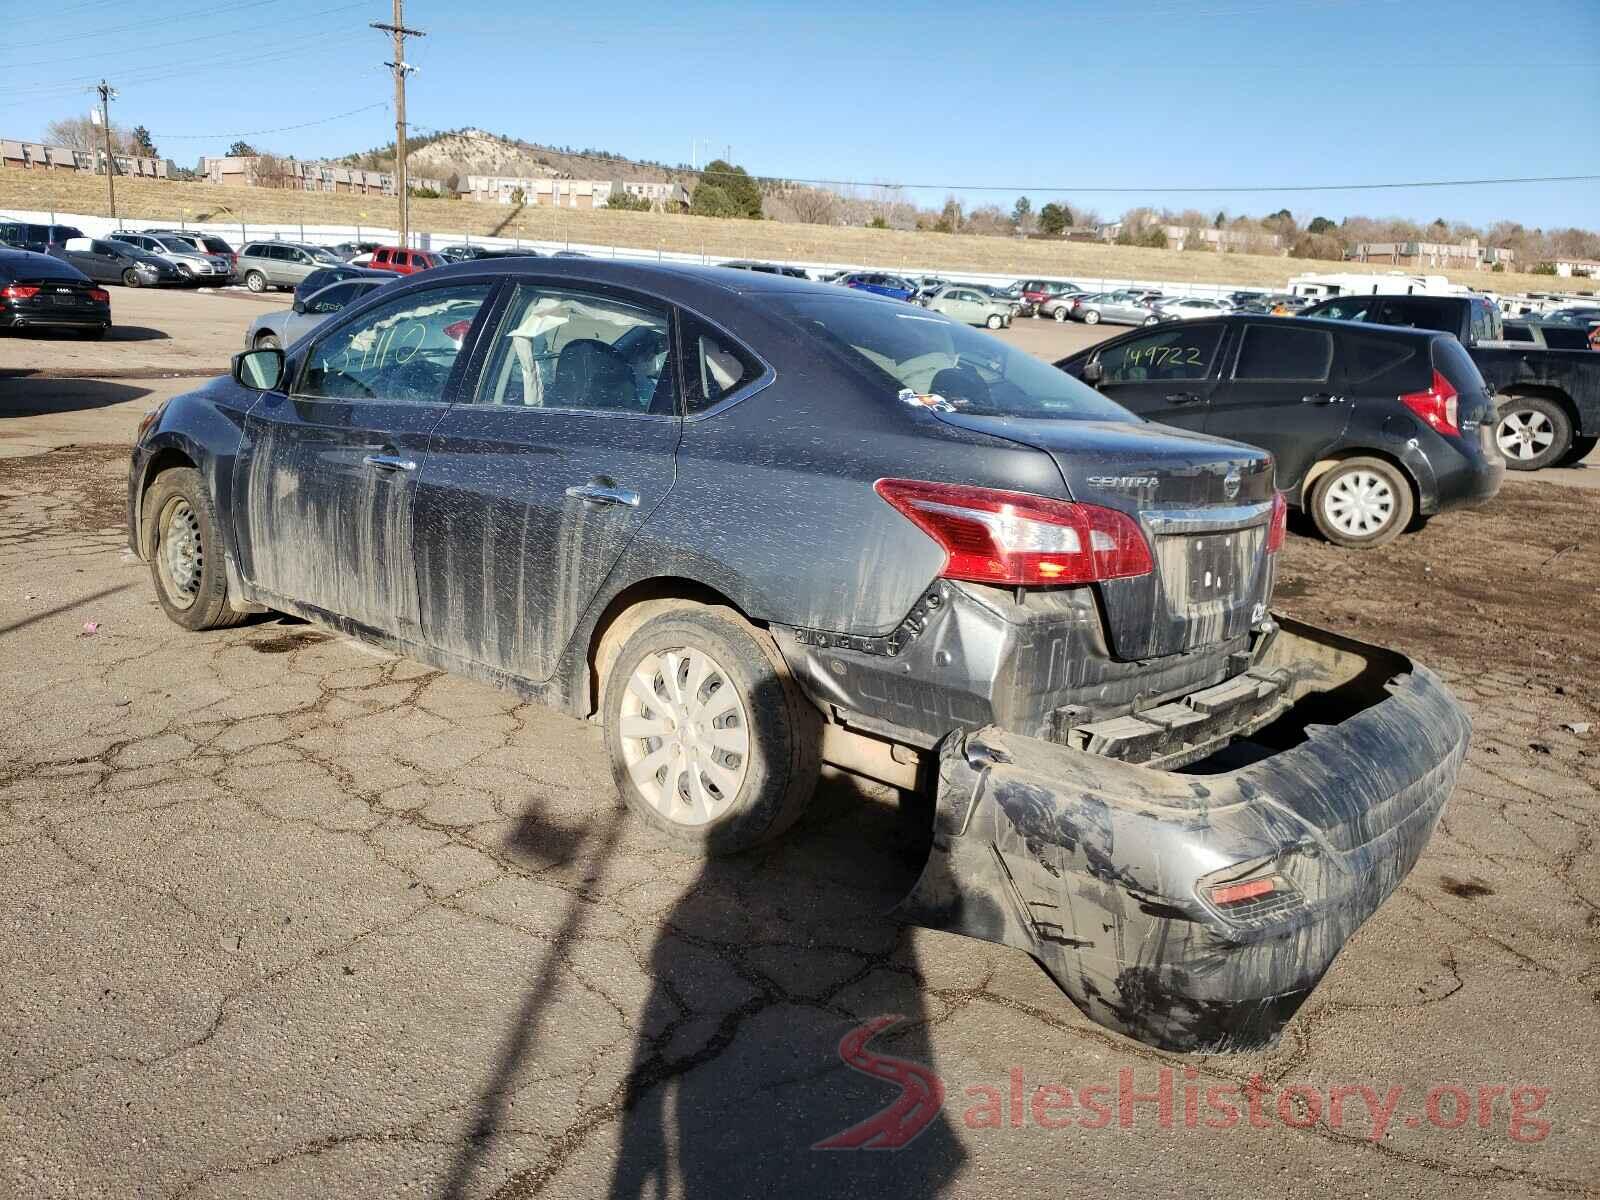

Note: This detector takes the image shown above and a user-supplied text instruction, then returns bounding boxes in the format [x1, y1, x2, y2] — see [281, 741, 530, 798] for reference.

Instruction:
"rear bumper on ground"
[896, 616, 1469, 1052]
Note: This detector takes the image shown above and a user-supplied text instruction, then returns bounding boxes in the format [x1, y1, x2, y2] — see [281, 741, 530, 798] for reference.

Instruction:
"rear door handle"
[1164, 392, 1203, 405]
[565, 483, 640, 508]
[1301, 393, 1346, 405]
[362, 453, 417, 472]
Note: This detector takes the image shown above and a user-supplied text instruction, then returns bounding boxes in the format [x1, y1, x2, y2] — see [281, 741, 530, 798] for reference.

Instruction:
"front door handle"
[362, 453, 417, 472]
[1300, 393, 1347, 405]
[1164, 392, 1203, 405]
[565, 482, 641, 508]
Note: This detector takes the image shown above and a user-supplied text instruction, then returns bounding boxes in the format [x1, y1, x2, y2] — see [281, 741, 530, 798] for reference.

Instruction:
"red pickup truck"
[369, 246, 440, 275]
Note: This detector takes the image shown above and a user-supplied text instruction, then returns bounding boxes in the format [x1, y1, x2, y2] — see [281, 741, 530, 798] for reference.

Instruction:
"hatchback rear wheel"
[603, 605, 819, 855]
[1495, 396, 1571, 471]
[1309, 458, 1413, 549]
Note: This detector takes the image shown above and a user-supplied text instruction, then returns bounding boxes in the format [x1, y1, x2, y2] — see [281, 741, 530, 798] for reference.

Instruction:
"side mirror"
[232, 347, 285, 392]
[1082, 360, 1104, 385]
[291, 298, 307, 314]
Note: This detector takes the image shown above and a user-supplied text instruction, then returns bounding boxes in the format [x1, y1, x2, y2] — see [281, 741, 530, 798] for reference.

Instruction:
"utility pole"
[96, 80, 118, 218]
[372, 1, 424, 247]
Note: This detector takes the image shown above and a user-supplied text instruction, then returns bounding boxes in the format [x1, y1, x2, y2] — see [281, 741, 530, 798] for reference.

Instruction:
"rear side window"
[1469, 299, 1500, 344]
[1311, 297, 1377, 322]
[1542, 327, 1590, 350]
[1432, 337, 1488, 396]
[1501, 324, 1534, 343]
[682, 314, 764, 413]
[1340, 334, 1421, 387]
[1377, 298, 1456, 334]
[1233, 325, 1333, 381]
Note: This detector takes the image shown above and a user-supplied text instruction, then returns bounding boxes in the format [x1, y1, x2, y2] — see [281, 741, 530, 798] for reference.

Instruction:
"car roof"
[0, 247, 89, 280]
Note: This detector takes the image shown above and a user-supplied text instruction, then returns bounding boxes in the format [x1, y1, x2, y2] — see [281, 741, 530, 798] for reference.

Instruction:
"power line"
[151, 103, 389, 141]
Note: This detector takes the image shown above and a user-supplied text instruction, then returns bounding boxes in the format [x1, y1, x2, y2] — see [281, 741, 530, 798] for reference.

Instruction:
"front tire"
[603, 605, 820, 855]
[1083, 309, 1100, 325]
[254, 332, 281, 350]
[1309, 457, 1414, 549]
[122, 268, 141, 288]
[1053, 307, 1067, 322]
[1495, 396, 1572, 471]
[144, 468, 249, 631]
[245, 271, 267, 293]
[986, 313, 1003, 330]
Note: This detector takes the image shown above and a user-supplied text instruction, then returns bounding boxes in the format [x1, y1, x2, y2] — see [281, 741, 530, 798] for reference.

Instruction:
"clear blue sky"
[5, 0, 1597, 229]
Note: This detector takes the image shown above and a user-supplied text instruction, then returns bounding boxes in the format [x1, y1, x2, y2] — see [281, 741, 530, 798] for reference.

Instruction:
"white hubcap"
[619, 647, 750, 827]
[1323, 469, 1395, 537]
[1496, 410, 1554, 460]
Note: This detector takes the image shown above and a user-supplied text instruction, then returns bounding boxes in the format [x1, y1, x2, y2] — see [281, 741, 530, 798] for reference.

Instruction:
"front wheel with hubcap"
[254, 332, 281, 350]
[1053, 307, 1067, 322]
[985, 313, 1003, 330]
[1495, 396, 1571, 471]
[1309, 457, 1414, 549]
[604, 605, 819, 855]
[245, 270, 267, 293]
[122, 268, 141, 288]
[143, 467, 249, 631]
[1083, 309, 1100, 325]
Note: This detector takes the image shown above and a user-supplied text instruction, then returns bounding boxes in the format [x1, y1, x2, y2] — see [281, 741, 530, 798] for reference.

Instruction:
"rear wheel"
[1309, 457, 1413, 549]
[244, 270, 267, 293]
[1495, 396, 1572, 471]
[986, 313, 1003, 330]
[121, 268, 141, 288]
[1053, 307, 1067, 322]
[1083, 309, 1100, 325]
[1143, 315, 1160, 326]
[144, 468, 249, 631]
[603, 605, 820, 855]
[254, 332, 281, 350]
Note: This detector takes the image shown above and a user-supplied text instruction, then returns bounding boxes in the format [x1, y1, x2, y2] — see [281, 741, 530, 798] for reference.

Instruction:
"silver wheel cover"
[159, 498, 202, 609]
[1322, 469, 1396, 537]
[1496, 409, 1555, 461]
[619, 647, 751, 827]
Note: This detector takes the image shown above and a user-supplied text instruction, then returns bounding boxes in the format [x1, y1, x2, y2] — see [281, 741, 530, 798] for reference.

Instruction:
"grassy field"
[0, 167, 1567, 293]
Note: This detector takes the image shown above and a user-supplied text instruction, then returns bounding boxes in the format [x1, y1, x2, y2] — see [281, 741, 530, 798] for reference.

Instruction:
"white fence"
[5, 204, 1290, 301]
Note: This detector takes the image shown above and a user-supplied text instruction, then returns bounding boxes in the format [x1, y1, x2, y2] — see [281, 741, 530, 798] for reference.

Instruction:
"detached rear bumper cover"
[896, 617, 1469, 1053]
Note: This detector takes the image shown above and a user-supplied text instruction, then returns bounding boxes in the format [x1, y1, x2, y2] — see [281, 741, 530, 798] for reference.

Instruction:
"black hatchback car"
[127, 261, 1472, 1052]
[0, 249, 111, 336]
[1058, 315, 1504, 548]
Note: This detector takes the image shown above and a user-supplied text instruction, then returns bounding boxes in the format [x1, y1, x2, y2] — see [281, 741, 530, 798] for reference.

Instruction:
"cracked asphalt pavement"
[2, 291, 1599, 1199]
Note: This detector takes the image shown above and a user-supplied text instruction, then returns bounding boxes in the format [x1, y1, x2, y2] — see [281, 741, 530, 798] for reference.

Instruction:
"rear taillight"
[88, 288, 109, 303]
[443, 318, 472, 342]
[1266, 491, 1287, 553]
[1400, 369, 1461, 437]
[874, 478, 1154, 586]
[1, 284, 40, 300]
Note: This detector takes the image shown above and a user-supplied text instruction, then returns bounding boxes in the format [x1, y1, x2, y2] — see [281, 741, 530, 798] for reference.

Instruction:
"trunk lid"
[932, 413, 1277, 660]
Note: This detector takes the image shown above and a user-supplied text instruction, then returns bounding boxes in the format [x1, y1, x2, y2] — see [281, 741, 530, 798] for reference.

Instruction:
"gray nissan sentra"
[126, 260, 1470, 1052]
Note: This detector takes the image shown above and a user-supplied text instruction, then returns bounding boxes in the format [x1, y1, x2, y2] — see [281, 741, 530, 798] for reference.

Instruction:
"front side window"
[476, 284, 675, 414]
[299, 284, 491, 404]
[1097, 324, 1224, 384]
[784, 297, 1133, 422]
[1233, 325, 1334, 381]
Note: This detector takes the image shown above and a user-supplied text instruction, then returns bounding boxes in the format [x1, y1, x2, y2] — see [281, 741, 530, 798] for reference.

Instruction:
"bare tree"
[785, 186, 840, 226]
[45, 115, 130, 153]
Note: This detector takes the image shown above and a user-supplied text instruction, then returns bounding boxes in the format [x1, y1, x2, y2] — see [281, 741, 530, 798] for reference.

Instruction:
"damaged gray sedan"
[127, 260, 1469, 1053]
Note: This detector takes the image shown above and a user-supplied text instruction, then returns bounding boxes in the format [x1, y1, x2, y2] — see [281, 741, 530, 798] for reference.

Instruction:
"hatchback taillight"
[88, 288, 110, 303]
[1399, 369, 1461, 437]
[1, 284, 40, 300]
[874, 478, 1154, 586]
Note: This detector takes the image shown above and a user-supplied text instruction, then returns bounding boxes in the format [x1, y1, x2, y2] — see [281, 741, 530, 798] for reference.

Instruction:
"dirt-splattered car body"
[126, 260, 1470, 1052]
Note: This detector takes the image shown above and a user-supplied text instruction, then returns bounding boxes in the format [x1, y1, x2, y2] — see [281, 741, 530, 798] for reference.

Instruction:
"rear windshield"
[200, 237, 231, 254]
[780, 297, 1134, 421]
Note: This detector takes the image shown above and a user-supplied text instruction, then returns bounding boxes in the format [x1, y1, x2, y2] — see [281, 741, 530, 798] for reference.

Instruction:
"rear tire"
[144, 467, 250, 631]
[1143, 315, 1160, 326]
[1053, 307, 1067, 322]
[603, 605, 820, 855]
[254, 332, 281, 350]
[245, 270, 267, 293]
[1309, 457, 1413, 549]
[122, 268, 141, 288]
[1495, 396, 1571, 471]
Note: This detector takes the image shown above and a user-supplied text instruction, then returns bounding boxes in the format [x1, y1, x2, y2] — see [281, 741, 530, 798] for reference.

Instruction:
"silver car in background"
[235, 241, 345, 292]
[923, 285, 1013, 329]
[1069, 290, 1156, 326]
[1150, 296, 1232, 324]
[243, 276, 391, 350]
[106, 231, 232, 284]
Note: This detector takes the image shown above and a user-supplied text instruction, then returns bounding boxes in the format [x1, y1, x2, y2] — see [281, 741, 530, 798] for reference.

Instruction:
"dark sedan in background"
[50, 237, 183, 288]
[1058, 314, 1503, 547]
[126, 259, 1470, 1052]
[0, 249, 110, 336]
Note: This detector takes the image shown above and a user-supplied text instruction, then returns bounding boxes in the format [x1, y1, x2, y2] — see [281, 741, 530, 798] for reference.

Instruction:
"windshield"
[309, 247, 342, 263]
[781, 297, 1137, 421]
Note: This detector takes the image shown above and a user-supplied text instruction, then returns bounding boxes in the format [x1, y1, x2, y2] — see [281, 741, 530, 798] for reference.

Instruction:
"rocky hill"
[341, 127, 698, 188]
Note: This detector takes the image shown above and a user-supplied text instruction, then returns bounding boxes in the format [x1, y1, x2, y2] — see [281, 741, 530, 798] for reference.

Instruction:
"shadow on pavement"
[0, 378, 153, 417]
